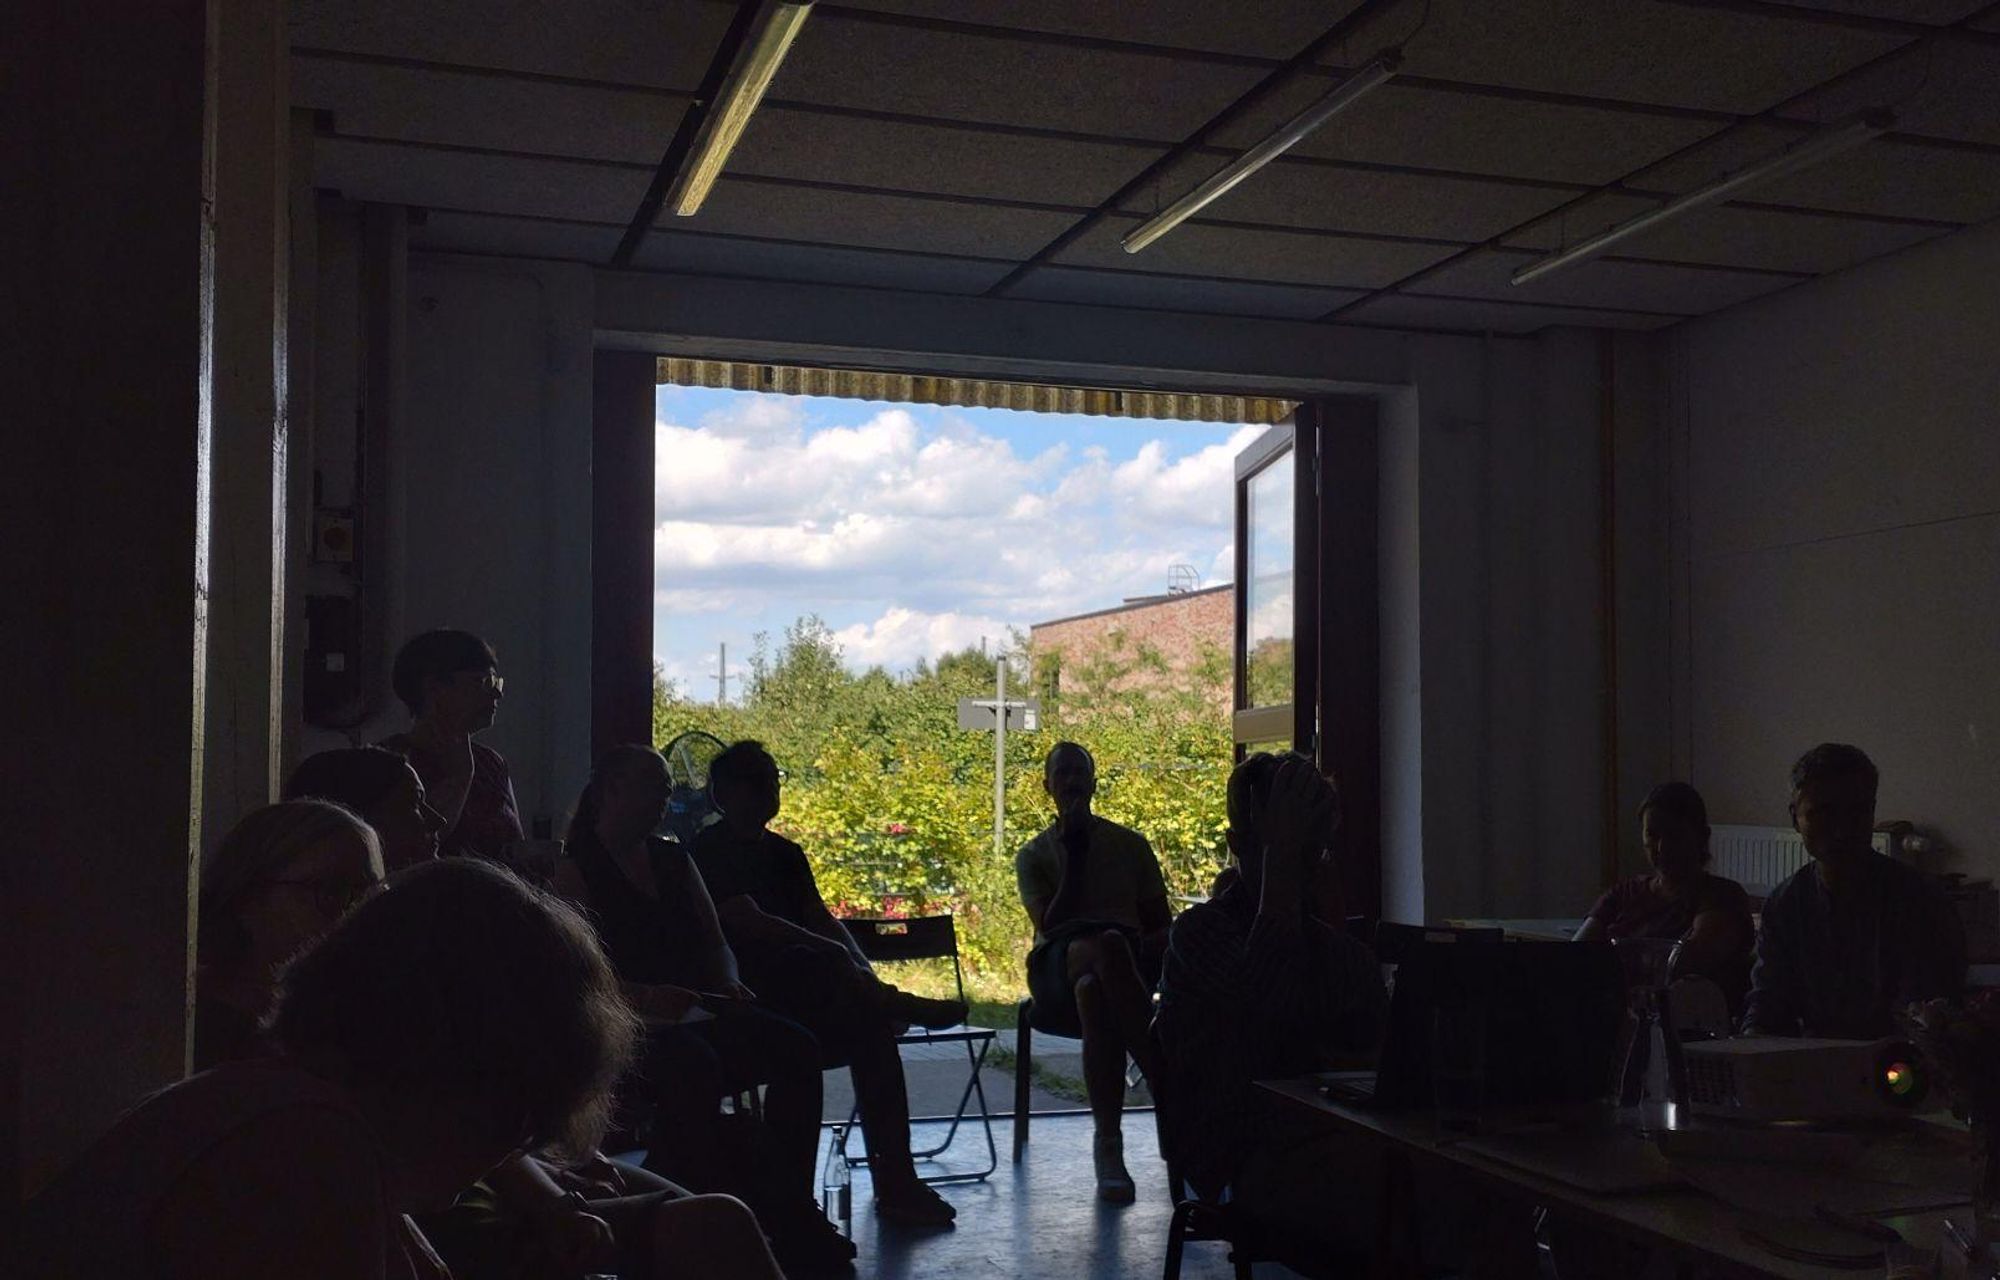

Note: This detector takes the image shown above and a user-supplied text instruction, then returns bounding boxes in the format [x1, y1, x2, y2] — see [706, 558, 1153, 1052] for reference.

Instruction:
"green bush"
[654, 616, 1232, 1000]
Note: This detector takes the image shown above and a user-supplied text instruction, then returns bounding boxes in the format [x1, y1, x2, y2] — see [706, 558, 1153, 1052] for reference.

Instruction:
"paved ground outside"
[821, 1025, 1156, 1125]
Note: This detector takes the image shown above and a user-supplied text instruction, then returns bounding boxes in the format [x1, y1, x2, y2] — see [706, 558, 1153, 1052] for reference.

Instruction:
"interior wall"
[1667, 219, 2000, 876]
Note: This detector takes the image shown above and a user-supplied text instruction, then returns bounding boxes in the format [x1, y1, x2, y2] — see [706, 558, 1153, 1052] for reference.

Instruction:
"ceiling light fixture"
[1121, 50, 1403, 255]
[1511, 111, 1895, 286]
[668, 0, 814, 217]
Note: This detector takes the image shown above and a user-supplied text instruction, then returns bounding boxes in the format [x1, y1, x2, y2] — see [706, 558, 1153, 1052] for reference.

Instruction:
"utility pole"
[715, 641, 727, 705]
[992, 657, 1007, 861]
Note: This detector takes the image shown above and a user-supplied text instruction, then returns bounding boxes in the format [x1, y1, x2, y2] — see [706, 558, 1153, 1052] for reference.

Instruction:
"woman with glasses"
[194, 799, 385, 1070]
[381, 628, 525, 870]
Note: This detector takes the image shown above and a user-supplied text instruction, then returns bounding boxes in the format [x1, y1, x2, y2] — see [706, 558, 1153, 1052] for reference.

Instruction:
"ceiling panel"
[1636, 126, 2000, 223]
[632, 232, 1012, 294]
[1503, 193, 1949, 274]
[778, 13, 1268, 138]
[1337, 293, 1683, 333]
[1331, 0, 1904, 114]
[293, 56, 689, 164]
[687, 179, 1075, 260]
[290, 0, 733, 89]
[736, 107, 1164, 208]
[1782, 42, 2000, 147]
[1006, 267, 1368, 319]
[412, 211, 624, 262]
[314, 136, 652, 224]
[824, 1, 1358, 61]
[1210, 80, 1729, 186]
[1411, 248, 1798, 314]
[1130, 149, 1574, 242]
[1052, 216, 1458, 290]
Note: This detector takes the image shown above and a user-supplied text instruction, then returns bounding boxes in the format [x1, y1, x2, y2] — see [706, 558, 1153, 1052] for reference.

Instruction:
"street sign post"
[958, 670, 1038, 860]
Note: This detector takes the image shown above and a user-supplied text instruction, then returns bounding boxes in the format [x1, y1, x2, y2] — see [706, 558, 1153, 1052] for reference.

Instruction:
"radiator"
[1709, 824, 1890, 898]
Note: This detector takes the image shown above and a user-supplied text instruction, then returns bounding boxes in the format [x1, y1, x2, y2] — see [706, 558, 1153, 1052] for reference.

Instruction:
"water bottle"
[822, 1128, 852, 1232]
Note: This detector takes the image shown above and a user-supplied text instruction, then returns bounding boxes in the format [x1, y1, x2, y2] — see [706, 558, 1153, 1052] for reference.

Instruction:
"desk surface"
[1260, 1077, 1974, 1279]
[1441, 917, 1587, 942]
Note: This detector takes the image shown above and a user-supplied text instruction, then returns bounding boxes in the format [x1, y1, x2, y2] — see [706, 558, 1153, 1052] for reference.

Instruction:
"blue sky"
[652, 384, 1254, 697]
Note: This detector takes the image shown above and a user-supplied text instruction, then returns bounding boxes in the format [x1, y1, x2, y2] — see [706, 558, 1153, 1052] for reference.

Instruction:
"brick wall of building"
[1029, 584, 1233, 706]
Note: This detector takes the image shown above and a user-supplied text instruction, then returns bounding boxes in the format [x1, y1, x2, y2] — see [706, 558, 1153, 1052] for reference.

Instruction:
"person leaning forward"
[1014, 741, 1171, 1204]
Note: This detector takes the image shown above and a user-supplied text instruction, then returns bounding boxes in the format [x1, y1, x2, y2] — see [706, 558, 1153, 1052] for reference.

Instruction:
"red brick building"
[1029, 584, 1233, 707]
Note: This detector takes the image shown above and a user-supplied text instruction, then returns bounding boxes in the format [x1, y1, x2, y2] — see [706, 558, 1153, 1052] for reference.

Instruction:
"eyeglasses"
[264, 875, 383, 916]
[459, 670, 505, 696]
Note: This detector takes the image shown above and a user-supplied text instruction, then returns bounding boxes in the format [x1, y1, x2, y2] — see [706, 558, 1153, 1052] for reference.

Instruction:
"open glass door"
[1232, 413, 1317, 758]
[1231, 399, 1382, 921]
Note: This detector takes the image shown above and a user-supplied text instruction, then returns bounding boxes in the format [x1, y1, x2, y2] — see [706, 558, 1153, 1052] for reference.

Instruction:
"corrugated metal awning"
[656, 357, 1295, 426]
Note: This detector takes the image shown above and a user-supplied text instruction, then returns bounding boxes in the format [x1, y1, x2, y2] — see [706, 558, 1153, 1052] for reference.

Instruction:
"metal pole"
[993, 656, 1007, 861]
[717, 641, 728, 705]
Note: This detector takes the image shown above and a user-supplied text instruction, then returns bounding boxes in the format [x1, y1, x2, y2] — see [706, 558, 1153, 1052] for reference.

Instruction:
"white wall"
[396, 255, 596, 830]
[1666, 219, 2000, 875]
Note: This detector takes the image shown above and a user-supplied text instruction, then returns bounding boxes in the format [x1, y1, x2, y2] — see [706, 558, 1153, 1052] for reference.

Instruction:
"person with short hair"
[1014, 741, 1170, 1202]
[1743, 743, 1966, 1038]
[285, 746, 448, 871]
[380, 629, 523, 867]
[554, 744, 854, 1273]
[195, 799, 387, 1069]
[11, 860, 648, 1280]
[692, 739, 964, 1229]
[1575, 781, 1754, 1012]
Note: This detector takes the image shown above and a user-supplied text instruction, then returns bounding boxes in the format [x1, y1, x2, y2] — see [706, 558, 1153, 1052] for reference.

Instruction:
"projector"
[1682, 1037, 1928, 1122]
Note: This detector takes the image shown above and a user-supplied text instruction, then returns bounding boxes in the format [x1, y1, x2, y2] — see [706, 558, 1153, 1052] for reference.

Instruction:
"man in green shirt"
[1015, 742, 1171, 1203]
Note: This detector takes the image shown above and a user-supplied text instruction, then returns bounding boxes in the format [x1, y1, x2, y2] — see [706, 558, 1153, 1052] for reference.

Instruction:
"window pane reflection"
[1244, 454, 1293, 709]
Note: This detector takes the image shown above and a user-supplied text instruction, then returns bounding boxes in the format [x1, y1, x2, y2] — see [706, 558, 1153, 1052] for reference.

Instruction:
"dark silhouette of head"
[711, 739, 782, 830]
[1043, 741, 1096, 815]
[568, 744, 671, 844]
[198, 799, 385, 976]
[392, 629, 503, 731]
[272, 858, 638, 1171]
[1224, 751, 1336, 887]
[1638, 781, 1711, 877]
[1789, 743, 1879, 863]
[285, 746, 445, 871]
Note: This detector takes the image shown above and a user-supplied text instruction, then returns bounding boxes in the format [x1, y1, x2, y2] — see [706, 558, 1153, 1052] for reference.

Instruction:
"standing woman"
[381, 629, 524, 868]
[195, 800, 386, 1069]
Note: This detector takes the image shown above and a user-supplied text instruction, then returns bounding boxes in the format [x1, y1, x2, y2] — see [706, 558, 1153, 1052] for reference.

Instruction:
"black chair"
[835, 915, 998, 1185]
[1370, 920, 1505, 967]
[1010, 995, 1079, 1163]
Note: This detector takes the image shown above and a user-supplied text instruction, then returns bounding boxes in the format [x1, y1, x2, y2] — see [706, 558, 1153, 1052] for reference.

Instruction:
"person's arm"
[1573, 880, 1623, 942]
[712, 893, 847, 956]
[1017, 836, 1055, 938]
[1039, 817, 1093, 933]
[1672, 888, 1754, 984]
[1137, 892, 1173, 969]
[423, 739, 477, 834]
[150, 1104, 391, 1280]
[1741, 895, 1802, 1036]
[674, 852, 749, 994]
[485, 1154, 617, 1275]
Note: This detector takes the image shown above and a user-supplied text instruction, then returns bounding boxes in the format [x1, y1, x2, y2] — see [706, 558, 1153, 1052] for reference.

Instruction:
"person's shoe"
[1094, 1130, 1136, 1204]
[880, 987, 967, 1031]
[874, 1178, 958, 1228]
[768, 1207, 858, 1273]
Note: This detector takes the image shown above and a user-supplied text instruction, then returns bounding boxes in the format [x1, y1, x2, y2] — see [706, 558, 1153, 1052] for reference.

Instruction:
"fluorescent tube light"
[1511, 111, 1894, 286]
[1122, 51, 1403, 254]
[668, 0, 814, 217]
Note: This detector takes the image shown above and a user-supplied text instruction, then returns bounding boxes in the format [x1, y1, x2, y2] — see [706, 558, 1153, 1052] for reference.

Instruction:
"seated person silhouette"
[691, 739, 964, 1228]
[379, 628, 524, 869]
[285, 745, 448, 871]
[553, 745, 853, 1273]
[1156, 754, 1388, 1253]
[1575, 781, 1754, 1013]
[192, 801, 781, 1280]
[1015, 741, 1169, 1203]
[1744, 742, 1966, 1038]
[13, 860, 785, 1280]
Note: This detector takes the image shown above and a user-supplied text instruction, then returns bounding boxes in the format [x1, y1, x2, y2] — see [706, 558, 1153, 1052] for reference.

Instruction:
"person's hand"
[527, 1203, 616, 1278]
[720, 979, 757, 1001]
[1263, 758, 1338, 865]
[635, 984, 702, 1023]
[555, 1152, 628, 1199]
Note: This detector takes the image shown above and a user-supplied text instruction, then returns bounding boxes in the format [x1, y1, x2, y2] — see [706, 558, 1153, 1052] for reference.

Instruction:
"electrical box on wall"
[313, 509, 356, 564]
[304, 594, 361, 725]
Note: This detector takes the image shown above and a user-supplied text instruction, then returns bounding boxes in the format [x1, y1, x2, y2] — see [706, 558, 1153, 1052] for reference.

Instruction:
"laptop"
[1320, 940, 1625, 1110]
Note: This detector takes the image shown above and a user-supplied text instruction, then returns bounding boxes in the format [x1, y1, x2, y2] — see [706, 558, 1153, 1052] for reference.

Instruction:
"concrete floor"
[824, 1111, 1289, 1279]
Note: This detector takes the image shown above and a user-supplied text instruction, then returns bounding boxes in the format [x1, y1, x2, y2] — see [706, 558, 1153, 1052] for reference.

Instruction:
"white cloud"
[653, 396, 1241, 673]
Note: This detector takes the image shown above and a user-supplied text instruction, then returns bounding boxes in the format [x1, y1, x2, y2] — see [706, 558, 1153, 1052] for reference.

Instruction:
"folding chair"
[835, 915, 998, 1184]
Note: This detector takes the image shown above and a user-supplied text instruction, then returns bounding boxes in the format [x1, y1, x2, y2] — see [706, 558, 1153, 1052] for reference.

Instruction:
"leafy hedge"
[652, 616, 1232, 995]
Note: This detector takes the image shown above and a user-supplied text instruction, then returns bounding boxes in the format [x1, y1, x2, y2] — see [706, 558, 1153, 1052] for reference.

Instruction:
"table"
[1259, 1077, 1977, 1279]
